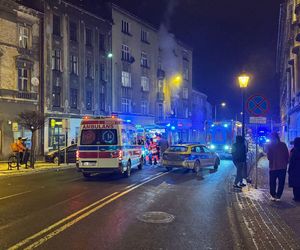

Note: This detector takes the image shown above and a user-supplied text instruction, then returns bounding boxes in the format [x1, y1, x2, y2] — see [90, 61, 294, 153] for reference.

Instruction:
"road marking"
[9, 171, 168, 249]
[0, 190, 32, 201]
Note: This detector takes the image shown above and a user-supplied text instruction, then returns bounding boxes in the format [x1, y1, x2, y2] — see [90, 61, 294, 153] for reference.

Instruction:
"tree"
[17, 111, 47, 168]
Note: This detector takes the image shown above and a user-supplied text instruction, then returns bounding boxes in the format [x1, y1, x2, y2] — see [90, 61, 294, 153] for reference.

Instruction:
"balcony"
[0, 89, 38, 101]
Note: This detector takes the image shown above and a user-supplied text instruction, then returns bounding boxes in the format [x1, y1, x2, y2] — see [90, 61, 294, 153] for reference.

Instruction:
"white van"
[77, 117, 143, 178]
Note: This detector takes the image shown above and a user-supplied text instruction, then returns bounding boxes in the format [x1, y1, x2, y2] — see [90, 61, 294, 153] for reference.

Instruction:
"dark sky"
[114, 0, 282, 121]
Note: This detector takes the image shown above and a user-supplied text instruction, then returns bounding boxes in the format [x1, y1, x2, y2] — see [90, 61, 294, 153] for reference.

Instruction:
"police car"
[162, 144, 220, 173]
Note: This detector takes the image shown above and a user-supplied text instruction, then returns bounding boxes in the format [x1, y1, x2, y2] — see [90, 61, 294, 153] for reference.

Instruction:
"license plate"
[83, 162, 96, 166]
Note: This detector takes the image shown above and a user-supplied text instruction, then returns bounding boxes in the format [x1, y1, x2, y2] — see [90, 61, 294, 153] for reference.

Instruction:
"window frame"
[19, 26, 30, 49]
[141, 76, 150, 91]
[121, 71, 131, 87]
[70, 88, 78, 109]
[18, 68, 30, 92]
[121, 44, 130, 61]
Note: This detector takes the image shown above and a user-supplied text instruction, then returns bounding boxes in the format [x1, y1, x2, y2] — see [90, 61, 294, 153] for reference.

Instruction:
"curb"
[0, 164, 76, 178]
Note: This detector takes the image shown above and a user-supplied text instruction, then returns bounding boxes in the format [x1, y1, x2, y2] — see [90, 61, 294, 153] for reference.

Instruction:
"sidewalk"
[229, 157, 300, 249]
[0, 161, 76, 177]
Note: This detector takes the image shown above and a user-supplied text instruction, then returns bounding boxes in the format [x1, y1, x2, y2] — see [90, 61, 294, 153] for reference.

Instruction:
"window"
[141, 76, 149, 91]
[183, 88, 188, 99]
[86, 59, 93, 78]
[121, 20, 130, 34]
[99, 84, 105, 111]
[86, 28, 92, 46]
[100, 63, 106, 81]
[121, 98, 131, 113]
[70, 55, 78, 75]
[53, 15, 61, 36]
[99, 34, 105, 51]
[121, 44, 130, 61]
[18, 68, 30, 91]
[52, 86, 61, 107]
[86, 90, 93, 110]
[81, 129, 118, 145]
[141, 52, 148, 67]
[141, 101, 148, 114]
[70, 22, 77, 41]
[70, 88, 78, 109]
[158, 103, 164, 118]
[19, 26, 29, 49]
[183, 59, 189, 80]
[121, 71, 131, 87]
[52, 49, 61, 71]
[158, 80, 164, 93]
[141, 29, 149, 43]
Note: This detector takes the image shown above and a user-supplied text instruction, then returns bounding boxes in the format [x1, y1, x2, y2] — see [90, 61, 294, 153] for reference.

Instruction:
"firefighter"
[148, 138, 158, 165]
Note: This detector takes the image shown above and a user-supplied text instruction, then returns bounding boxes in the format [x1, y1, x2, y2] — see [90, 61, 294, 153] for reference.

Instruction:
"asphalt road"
[0, 160, 241, 250]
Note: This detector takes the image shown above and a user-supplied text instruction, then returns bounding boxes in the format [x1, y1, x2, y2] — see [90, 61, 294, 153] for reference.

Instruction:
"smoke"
[163, 0, 179, 30]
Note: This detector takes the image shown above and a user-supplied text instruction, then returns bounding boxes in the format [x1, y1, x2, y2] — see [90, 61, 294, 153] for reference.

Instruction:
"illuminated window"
[121, 71, 131, 87]
[18, 68, 30, 91]
[19, 26, 29, 49]
[141, 76, 149, 91]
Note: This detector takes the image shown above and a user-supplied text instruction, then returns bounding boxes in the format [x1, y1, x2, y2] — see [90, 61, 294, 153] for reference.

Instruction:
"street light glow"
[238, 74, 250, 88]
[107, 52, 113, 58]
[221, 102, 226, 107]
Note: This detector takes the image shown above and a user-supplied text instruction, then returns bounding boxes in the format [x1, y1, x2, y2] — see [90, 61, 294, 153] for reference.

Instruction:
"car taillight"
[76, 150, 79, 159]
[118, 150, 123, 160]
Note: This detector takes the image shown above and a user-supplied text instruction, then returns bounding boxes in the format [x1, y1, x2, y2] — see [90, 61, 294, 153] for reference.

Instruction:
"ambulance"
[77, 116, 143, 178]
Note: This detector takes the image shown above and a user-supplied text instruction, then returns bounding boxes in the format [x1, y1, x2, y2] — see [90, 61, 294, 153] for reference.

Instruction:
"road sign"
[247, 95, 269, 117]
[12, 122, 18, 132]
[249, 116, 267, 124]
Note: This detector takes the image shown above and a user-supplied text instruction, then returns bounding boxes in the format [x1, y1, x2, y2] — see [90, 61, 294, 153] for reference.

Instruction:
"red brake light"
[118, 150, 123, 160]
[76, 150, 79, 159]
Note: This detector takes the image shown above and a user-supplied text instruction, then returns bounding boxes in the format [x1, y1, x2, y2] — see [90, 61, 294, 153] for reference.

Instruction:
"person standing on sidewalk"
[232, 135, 247, 188]
[288, 137, 300, 202]
[267, 132, 289, 201]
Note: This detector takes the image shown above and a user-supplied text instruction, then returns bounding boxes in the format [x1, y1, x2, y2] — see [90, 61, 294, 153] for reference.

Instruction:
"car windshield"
[80, 129, 118, 145]
[168, 146, 188, 152]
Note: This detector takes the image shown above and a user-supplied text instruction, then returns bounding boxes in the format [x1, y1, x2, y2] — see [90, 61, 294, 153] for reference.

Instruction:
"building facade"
[0, 0, 41, 159]
[42, 0, 112, 153]
[111, 4, 159, 126]
[277, 0, 300, 143]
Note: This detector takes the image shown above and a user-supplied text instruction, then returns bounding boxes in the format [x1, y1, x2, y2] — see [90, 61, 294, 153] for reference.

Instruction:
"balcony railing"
[0, 89, 38, 101]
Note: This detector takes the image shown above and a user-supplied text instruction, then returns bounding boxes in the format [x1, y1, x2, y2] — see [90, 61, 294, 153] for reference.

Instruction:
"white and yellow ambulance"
[77, 116, 143, 178]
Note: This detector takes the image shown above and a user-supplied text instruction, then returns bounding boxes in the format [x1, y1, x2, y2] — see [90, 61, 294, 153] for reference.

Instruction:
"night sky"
[113, 0, 283, 121]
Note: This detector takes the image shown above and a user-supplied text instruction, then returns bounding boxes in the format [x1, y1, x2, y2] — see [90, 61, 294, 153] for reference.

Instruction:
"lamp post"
[214, 102, 226, 122]
[238, 74, 250, 138]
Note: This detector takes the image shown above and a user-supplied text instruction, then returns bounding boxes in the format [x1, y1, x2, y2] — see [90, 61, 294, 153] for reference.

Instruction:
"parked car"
[162, 144, 220, 173]
[45, 144, 77, 164]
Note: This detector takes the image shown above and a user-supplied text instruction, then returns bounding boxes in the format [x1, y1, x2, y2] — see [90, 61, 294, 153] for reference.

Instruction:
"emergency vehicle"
[206, 121, 242, 156]
[77, 116, 143, 178]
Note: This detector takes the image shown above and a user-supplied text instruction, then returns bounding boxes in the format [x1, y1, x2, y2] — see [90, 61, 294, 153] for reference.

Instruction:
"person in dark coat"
[232, 135, 247, 188]
[288, 137, 300, 202]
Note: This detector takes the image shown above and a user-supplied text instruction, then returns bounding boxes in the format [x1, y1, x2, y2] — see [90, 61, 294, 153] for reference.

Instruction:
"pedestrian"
[157, 134, 169, 159]
[288, 137, 300, 202]
[232, 135, 247, 188]
[267, 132, 289, 201]
[16, 137, 26, 167]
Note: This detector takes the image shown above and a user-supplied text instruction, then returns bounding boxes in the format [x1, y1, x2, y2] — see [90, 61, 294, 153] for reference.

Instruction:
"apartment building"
[0, 0, 41, 159]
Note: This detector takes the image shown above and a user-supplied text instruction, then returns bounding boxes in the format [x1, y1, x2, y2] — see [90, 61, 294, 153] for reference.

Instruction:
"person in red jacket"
[267, 132, 289, 201]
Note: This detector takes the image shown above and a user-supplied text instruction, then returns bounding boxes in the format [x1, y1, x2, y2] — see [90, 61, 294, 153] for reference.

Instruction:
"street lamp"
[214, 102, 226, 122]
[238, 74, 250, 138]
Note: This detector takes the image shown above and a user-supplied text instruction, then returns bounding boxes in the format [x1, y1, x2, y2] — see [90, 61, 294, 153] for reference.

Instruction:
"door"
[192, 146, 209, 166]
[202, 146, 215, 165]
